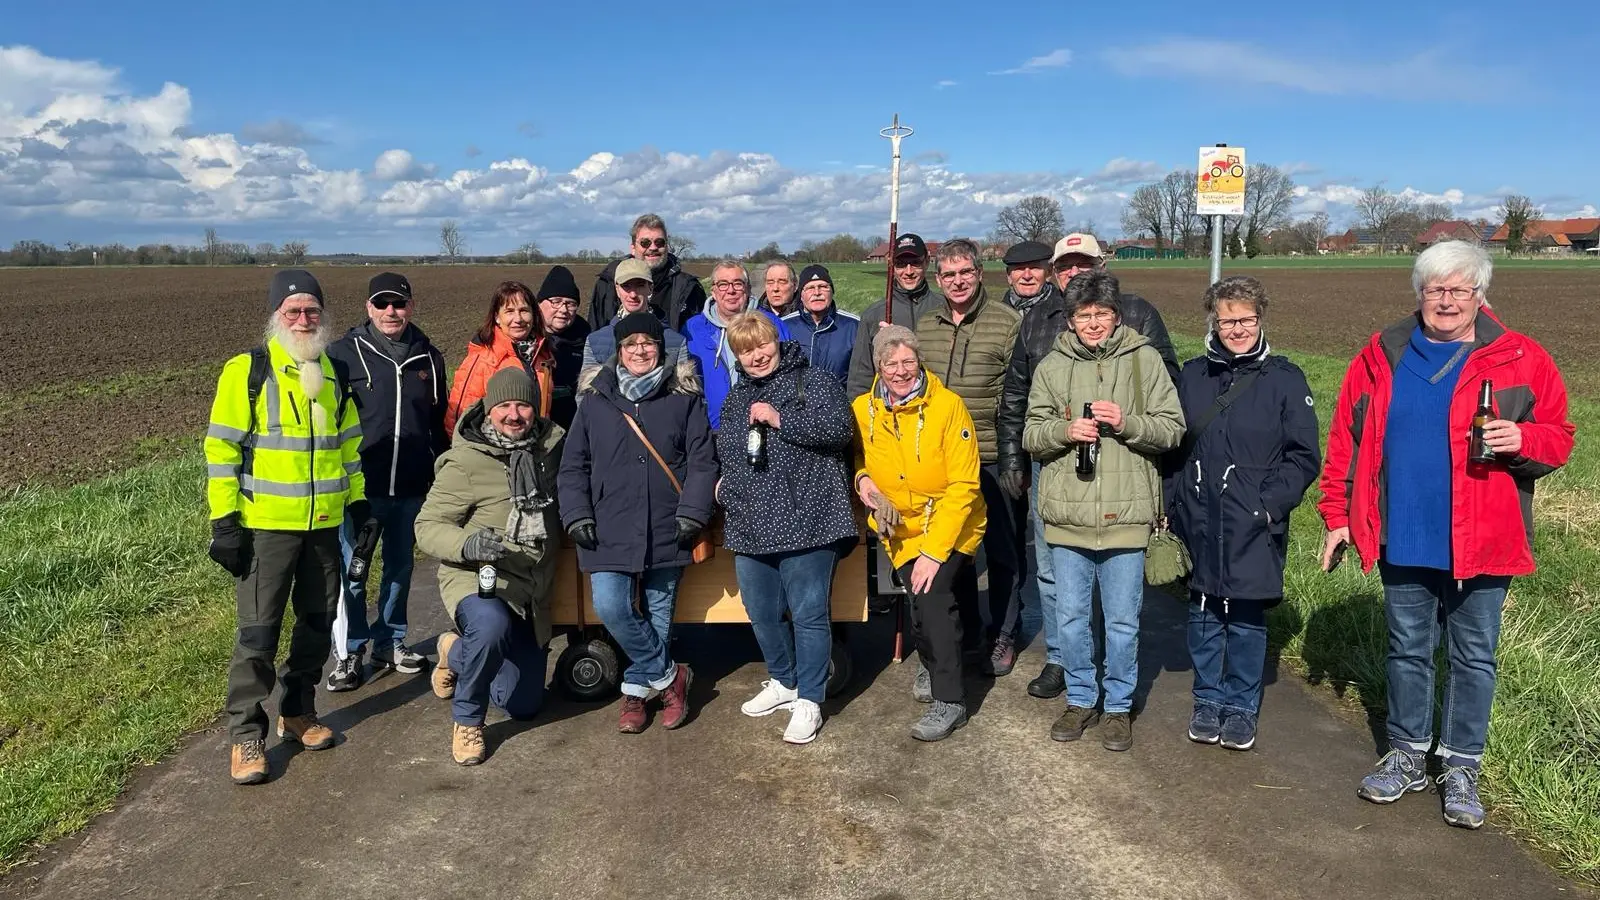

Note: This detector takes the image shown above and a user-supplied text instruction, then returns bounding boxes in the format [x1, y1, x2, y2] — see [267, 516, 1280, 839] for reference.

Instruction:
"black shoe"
[325, 650, 364, 692]
[1050, 705, 1100, 742]
[1101, 712, 1133, 752]
[1027, 663, 1065, 699]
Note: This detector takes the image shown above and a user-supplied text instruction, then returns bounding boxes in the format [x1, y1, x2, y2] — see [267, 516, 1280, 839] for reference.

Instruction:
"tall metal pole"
[880, 114, 913, 324]
[1209, 142, 1227, 286]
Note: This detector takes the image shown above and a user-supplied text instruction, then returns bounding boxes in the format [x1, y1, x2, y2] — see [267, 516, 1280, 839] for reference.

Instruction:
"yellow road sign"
[1197, 146, 1246, 216]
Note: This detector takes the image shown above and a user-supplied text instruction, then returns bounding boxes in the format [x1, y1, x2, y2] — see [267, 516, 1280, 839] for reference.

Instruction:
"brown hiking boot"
[1101, 712, 1134, 752]
[618, 696, 648, 733]
[1050, 705, 1101, 742]
[277, 714, 336, 750]
[659, 664, 694, 730]
[432, 632, 460, 699]
[452, 723, 486, 766]
[230, 739, 268, 785]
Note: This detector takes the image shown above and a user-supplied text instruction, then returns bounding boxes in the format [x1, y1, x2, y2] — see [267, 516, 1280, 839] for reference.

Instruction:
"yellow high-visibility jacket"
[205, 338, 365, 530]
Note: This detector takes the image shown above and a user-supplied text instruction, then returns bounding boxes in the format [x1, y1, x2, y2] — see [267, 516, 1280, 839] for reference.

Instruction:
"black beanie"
[613, 311, 665, 349]
[798, 264, 832, 290]
[537, 265, 580, 302]
[268, 269, 324, 311]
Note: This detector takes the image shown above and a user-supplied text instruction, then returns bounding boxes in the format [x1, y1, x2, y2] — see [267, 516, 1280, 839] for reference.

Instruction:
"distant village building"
[1484, 218, 1600, 254]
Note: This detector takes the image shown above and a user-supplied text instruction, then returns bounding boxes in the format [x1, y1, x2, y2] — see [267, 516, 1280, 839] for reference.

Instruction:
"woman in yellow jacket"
[853, 324, 986, 741]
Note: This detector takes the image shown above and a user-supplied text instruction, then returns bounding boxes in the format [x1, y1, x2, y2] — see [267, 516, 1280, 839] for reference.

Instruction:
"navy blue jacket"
[781, 305, 859, 386]
[328, 322, 449, 498]
[1166, 338, 1321, 603]
[715, 342, 860, 556]
[558, 361, 719, 574]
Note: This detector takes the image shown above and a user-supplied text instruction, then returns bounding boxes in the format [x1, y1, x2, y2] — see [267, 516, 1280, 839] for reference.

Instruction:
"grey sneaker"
[1187, 703, 1222, 744]
[911, 661, 933, 704]
[1219, 711, 1257, 751]
[1050, 705, 1101, 742]
[1101, 712, 1133, 751]
[910, 700, 967, 742]
[1438, 765, 1485, 829]
[325, 649, 364, 692]
[373, 642, 425, 675]
[1357, 749, 1428, 803]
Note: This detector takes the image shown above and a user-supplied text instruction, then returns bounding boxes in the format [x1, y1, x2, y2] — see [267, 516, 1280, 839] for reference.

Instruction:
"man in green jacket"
[1022, 270, 1186, 752]
[416, 368, 564, 766]
[915, 238, 1026, 677]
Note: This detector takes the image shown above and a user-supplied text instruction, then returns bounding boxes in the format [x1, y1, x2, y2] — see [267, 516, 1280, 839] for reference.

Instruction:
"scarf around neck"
[1204, 330, 1271, 367]
[617, 362, 670, 402]
[478, 423, 552, 544]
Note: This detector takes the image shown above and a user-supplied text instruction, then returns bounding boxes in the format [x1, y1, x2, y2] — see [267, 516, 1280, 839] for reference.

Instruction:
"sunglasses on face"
[370, 297, 410, 310]
[637, 238, 667, 249]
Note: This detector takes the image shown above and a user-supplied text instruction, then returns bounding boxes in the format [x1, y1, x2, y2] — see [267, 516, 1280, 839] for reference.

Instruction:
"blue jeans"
[735, 547, 838, 703]
[591, 568, 684, 699]
[449, 594, 548, 726]
[338, 494, 424, 653]
[1187, 594, 1268, 716]
[1030, 461, 1062, 666]
[1379, 561, 1510, 765]
[1053, 546, 1145, 713]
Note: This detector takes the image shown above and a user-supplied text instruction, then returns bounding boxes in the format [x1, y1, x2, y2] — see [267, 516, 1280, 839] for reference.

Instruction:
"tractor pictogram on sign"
[1196, 146, 1247, 216]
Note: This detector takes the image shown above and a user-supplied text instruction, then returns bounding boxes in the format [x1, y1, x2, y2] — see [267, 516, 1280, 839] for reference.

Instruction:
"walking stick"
[879, 114, 913, 325]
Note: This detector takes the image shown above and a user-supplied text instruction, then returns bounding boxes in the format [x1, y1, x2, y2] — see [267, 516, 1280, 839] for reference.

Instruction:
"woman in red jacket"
[445, 281, 555, 435]
[1318, 241, 1574, 831]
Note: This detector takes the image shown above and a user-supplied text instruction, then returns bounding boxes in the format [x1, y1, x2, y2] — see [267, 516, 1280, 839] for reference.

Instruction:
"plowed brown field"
[2, 263, 1594, 488]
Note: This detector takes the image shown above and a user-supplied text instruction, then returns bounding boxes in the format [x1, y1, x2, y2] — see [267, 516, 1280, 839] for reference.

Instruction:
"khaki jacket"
[915, 285, 1021, 464]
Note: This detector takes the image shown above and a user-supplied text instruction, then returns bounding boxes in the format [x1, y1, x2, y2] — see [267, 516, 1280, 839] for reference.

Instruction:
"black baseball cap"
[893, 233, 927, 259]
[1002, 240, 1053, 266]
[368, 272, 412, 303]
[268, 269, 324, 311]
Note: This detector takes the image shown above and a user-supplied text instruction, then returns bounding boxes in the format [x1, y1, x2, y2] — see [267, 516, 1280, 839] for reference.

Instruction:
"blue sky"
[2, 0, 1596, 254]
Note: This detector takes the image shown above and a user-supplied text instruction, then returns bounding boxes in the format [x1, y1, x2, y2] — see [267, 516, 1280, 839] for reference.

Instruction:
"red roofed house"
[1414, 220, 1483, 248]
[1486, 217, 1600, 254]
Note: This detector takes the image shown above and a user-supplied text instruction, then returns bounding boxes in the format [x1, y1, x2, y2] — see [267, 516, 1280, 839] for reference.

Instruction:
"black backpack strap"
[244, 347, 270, 445]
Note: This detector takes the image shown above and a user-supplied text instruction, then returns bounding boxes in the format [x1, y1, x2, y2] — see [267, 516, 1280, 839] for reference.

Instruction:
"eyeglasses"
[712, 280, 748, 292]
[881, 360, 919, 373]
[1421, 286, 1476, 301]
[937, 267, 978, 282]
[370, 297, 409, 310]
[1216, 315, 1260, 331]
[280, 307, 322, 321]
[543, 298, 579, 309]
[892, 258, 924, 270]
[1070, 311, 1117, 325]
[621, 339, 658, 353]
[636, 238, 667, 249]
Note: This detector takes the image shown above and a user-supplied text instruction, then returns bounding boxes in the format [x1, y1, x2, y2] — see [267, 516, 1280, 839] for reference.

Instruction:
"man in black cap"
[535, 265, 591, 429]
[1000, 240, 1059, 316]
[845, 233, 941, 397]
[586, 213, 707, 332]
[324, 272, 451, 691]
[204, 268, 370, 783]
[779, 264, 859, 384]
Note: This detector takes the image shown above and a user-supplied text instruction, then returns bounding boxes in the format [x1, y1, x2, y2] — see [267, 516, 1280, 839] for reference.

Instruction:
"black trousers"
[974, 464, 1028, 643]
[898, 552, 973, 703]
[226, 528, 341, 741]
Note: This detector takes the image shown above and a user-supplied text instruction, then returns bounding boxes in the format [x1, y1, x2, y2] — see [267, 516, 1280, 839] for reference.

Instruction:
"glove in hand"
[568, 519, 598, 551]
[461, 528, 507, 563]
[675, 517, 703, 550]
[208, 513, 252, 579]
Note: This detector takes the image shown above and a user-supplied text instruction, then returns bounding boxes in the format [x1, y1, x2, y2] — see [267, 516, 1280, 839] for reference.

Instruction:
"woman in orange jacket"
[445, 281, 555, 435]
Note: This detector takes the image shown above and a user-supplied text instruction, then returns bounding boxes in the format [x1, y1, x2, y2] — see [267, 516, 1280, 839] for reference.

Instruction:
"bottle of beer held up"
[747, 421, 769, 469]
[1075, 402, 1097, 476]
[1468, 379, 1496, 464]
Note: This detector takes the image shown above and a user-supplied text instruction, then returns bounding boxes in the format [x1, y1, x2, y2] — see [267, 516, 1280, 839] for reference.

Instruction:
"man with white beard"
[204, 269, 370, 785]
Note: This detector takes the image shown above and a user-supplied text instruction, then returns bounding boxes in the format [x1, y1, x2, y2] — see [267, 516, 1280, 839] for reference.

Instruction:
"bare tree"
[439, 221, 466, 259]
[1228, 164, 1296, 258]
[1416, 200, 1455, 227]
[203, 227, 222, 265]
[1122, 183, 1165, 249]
[254, 242, 277, 265]
[1278, 212, 1330, 254]
[1497, 194, 1540, 255]
[1355, 186, 1408, 253]
[280, 241, 309, 265]
[667, 233, 697, 259]
[994, 195, 1066, 245]
[515, 241, 544, 264]
[1157, 171, 1199, 254]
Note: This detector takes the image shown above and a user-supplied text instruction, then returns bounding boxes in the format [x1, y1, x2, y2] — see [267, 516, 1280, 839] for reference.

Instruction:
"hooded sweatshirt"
[682, 299, 791, 430]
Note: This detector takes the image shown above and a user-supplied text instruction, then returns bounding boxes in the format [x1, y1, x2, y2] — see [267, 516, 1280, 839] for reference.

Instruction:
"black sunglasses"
[370, 296, 410, 310]
[637, 238, 667, 249]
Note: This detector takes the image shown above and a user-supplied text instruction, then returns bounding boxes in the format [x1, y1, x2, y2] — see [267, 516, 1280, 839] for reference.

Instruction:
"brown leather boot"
[230, 739, 268, 785]
[659, 664, 694, 730]
[452, 723, 486, 766]
[277, 714, 336, 750]
[432, 632, 459, 699]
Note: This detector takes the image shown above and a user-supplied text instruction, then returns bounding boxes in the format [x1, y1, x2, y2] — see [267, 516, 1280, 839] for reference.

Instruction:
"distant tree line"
[2, 229, 308, 267]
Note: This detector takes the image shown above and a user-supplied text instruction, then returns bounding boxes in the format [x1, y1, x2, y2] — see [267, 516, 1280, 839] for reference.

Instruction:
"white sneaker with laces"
[783, 699, 823, 745]
[741, 680, 799, 717]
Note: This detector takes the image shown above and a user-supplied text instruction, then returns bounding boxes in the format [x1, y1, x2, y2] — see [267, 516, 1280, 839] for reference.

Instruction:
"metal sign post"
[879, 114, 913, 324]
[1196, 143, 1247, 285]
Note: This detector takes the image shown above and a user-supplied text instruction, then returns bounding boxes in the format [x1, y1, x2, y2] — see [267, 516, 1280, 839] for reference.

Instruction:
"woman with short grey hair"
[1320, 241, 1574, 829]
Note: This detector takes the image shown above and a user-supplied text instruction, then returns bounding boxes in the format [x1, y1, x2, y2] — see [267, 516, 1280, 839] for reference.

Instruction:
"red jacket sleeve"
[1317, 353, 1372, 531]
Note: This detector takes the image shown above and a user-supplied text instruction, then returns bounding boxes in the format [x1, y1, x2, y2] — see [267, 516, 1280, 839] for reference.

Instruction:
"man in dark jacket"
[325, 272, 450, 691]
[993, 236, 1178, 699]
[536, 265, 591, 429]
[586, 213, 707, 331]
[845, 233, 942, 397]
[781, 264, 859, 385]
[757, 261, 799, 318]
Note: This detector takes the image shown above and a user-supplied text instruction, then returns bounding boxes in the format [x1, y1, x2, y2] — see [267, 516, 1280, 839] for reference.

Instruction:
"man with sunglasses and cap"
[587, 213, 707, 332]
[325, 272, 450, 692]
[846, 233, 942, 398]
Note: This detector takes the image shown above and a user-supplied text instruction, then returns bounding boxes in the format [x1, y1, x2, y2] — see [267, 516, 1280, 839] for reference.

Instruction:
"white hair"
[1412, 241, 1493, 301]
[712, 259, 749, 283]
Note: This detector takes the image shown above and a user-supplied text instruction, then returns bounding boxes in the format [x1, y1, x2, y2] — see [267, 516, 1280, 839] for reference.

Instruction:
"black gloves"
[568, 519, 598, 551]
[208, 513, 252, 578]
[997, 468, 1028, 502]
[675, 517, 704, 550]
[346, 499, 371, 527]
[461, 528, 507, 563]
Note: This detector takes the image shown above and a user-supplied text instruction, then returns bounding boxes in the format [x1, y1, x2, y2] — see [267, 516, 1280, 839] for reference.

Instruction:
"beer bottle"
[345, 520, 382, 581]
[1469, 379, 1496, 463]
[477, 564, 497, 600]
[1075, 403, 1097, 476]
[747, 421, 768, 469]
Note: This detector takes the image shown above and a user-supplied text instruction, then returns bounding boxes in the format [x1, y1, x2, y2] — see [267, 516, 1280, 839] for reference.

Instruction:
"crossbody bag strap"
[1187, 365, 1266, 442]
[1129, 348, 1164, 524]
[620, 411, 683, 494]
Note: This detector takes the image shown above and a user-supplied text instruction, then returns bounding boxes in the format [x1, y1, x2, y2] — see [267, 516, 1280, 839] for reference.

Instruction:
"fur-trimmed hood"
[579, 358, 702, 398]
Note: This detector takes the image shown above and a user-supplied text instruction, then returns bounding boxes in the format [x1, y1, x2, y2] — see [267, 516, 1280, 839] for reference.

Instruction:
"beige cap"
[1050, 233, 1104, 264]
[615, 258, 653, 286]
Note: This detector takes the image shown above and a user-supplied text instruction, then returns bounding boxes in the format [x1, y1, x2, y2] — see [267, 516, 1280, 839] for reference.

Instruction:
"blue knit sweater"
[1383, 327, 1470, 570]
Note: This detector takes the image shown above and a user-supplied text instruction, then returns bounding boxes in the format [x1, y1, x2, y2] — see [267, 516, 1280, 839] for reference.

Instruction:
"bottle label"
[747, 429, 761, 453]
[477, 565, 496, 594]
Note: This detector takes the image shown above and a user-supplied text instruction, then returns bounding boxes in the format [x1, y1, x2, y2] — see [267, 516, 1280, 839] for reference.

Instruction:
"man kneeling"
[416, 368, 564, 765]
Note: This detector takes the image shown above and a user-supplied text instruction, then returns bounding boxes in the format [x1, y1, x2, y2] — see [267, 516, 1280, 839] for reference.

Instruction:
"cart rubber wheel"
[825, 635, 853, 698]
[556, 638, 621, 701]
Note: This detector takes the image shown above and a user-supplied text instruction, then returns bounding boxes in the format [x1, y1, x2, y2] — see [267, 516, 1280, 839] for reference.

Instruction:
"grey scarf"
[617, 363, 669, 402]
[479, 425, 551, 544]
[1004, 281, 1059, 315]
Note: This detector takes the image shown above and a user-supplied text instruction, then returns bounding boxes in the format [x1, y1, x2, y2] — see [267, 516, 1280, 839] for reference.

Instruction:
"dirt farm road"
[0, 563, 1582, 900]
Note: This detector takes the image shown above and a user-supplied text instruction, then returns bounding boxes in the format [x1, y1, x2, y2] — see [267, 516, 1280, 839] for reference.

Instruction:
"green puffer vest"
[914, 285, 1022, 464]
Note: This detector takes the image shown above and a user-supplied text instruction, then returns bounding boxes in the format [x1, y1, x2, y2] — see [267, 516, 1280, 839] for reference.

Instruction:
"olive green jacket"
[1022, 325, 1186, 550]
[915, 285, 1021, 464]
[415, 401, 565, 645]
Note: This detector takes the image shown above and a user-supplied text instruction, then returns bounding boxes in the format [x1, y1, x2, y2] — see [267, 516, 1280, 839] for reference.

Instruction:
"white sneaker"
[783, 699, 823, 745]
[741, 680, 799, 717]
